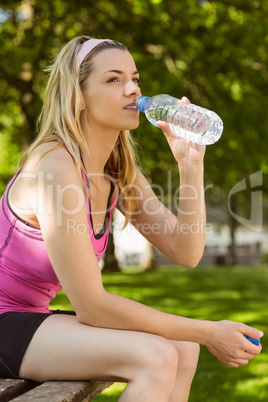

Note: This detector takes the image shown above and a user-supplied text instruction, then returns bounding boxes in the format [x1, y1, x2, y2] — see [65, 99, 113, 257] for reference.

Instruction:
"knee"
[146, 337, 178, 382]
[179, 342, 200, 375]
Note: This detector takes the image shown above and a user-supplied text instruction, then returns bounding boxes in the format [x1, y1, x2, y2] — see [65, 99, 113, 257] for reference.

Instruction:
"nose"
[125, 80, 141, 97]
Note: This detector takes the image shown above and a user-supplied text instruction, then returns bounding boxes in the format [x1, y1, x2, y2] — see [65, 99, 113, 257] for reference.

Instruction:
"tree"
[1, 0, 267, 266]
[131, 0, 268, 263]
[102, 216, 121, 273]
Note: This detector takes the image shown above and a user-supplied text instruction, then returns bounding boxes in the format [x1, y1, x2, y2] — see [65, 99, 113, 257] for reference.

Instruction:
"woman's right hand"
[156, 96, 206, 164]
[205, 320, 263, 367]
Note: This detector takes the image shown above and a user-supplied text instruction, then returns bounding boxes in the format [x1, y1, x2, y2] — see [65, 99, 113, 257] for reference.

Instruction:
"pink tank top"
[0, 167, 118, 314]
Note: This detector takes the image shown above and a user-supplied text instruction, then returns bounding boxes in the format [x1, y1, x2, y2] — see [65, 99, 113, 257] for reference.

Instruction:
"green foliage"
[0, 0, 267, 218]
[50, 266, 268, 401]
[0, 100, 22, 192]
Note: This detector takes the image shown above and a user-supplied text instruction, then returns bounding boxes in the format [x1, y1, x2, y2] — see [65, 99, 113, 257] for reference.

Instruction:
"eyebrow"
[102, 69, 139, 75]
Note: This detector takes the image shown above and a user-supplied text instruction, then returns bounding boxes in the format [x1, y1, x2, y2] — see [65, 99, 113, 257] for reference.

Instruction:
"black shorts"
[0, 310, 76, 379]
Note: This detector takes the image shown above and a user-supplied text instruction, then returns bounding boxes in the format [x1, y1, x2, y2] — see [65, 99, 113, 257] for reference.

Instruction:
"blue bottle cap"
[136, 96, 151, 113]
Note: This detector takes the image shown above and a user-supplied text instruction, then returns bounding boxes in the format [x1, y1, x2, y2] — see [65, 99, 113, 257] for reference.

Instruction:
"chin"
[124, 122, 140, 131]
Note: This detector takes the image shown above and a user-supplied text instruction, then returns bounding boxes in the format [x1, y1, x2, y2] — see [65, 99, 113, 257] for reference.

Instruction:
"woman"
[0, 37, 263, 402]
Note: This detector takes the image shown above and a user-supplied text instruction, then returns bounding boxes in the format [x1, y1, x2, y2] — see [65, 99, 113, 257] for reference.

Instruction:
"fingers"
[224, 336, 262, 368]
[177, 96, 191, 105]
[244, 340, 262, 355]
[238, 323, 264, 354]
[226, 360, 247, 368]
[209, 321, 263, 369]
[238, 333, 262, 359]
[156, 121, 175, 138]
[238, 349, 260, 362]
[226, 356, 255, 368]
[227, 362, 240, 368]
[156, 95, 191, 135]
[240, 323, 264, 341]
[224, 354, 255, 368]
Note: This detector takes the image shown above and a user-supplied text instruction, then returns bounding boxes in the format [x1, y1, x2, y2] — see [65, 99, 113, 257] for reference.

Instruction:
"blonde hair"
[20, 36, 140, 226]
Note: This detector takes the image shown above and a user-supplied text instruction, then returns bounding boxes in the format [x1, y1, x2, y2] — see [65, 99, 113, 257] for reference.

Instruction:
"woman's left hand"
[156, 97, 206, 164]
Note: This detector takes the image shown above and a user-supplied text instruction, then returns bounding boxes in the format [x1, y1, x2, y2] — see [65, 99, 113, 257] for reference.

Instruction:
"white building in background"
[113, 210, 147, 266]
[113, 210, 267, 267]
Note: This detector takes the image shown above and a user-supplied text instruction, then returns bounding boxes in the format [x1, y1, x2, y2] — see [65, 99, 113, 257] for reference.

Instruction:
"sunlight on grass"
[228, 311, 266, 323]
[190, 290, 241, 300]
[234, 377, 268, 398]
[102, 383, 127, 395]
[94, 382, 127, 401]
[49, 266, 268, 401]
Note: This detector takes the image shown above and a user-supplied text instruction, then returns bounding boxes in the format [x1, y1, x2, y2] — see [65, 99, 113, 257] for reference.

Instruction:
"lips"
[123, 102, 138, 110]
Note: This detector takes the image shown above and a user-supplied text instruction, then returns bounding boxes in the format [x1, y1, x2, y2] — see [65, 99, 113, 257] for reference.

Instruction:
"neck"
[81, 121, 120, 175]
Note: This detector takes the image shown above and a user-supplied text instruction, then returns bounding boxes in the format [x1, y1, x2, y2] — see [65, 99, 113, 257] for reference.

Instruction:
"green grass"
[50, 266, 268, 401]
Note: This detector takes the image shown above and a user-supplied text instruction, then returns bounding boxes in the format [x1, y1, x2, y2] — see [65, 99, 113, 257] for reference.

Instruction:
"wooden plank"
[0, 379, 38, 402]
[11, 380, 113, 402]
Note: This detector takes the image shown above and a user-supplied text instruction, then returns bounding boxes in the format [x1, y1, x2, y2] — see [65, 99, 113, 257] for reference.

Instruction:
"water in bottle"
[136, 94, 223, 145]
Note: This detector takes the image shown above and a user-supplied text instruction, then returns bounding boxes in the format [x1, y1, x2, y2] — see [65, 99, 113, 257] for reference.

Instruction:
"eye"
[107, 77, 119, 83]
[133, 77, 140, 85]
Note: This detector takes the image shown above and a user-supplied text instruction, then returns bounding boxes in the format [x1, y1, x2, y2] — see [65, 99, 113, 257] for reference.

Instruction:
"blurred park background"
[1, 0, 268, 400]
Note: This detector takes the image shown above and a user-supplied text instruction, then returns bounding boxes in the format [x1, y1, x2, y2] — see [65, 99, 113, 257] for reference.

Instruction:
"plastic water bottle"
[136, 94, 223, 145]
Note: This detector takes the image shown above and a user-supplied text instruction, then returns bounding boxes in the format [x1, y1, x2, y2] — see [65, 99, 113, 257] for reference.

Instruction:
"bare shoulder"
[23, 142, 80, 184]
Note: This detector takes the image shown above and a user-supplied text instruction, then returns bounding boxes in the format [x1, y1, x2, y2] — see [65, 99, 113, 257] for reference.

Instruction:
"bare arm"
[119, 98, 207, 267]
[30, 147, 263, 369]
[125, 160, 205, 268]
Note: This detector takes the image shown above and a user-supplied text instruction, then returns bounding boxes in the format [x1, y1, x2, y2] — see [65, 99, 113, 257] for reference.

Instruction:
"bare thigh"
[19, 313, 177, 383]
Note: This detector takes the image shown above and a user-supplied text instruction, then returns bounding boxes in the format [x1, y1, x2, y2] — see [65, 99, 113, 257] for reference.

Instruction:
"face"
[82, 48, 141, 133]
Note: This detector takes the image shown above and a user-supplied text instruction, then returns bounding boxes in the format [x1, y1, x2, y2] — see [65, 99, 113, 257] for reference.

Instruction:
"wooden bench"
[0, 378, 113, 401]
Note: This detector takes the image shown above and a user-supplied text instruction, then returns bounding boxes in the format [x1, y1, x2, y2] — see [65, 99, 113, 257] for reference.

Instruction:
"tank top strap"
[5, 166, 24, 194]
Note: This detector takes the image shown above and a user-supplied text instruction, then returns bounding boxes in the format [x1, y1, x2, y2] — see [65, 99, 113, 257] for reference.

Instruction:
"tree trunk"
[102, 217, 121, 273]
[228, 198, 238, 266]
